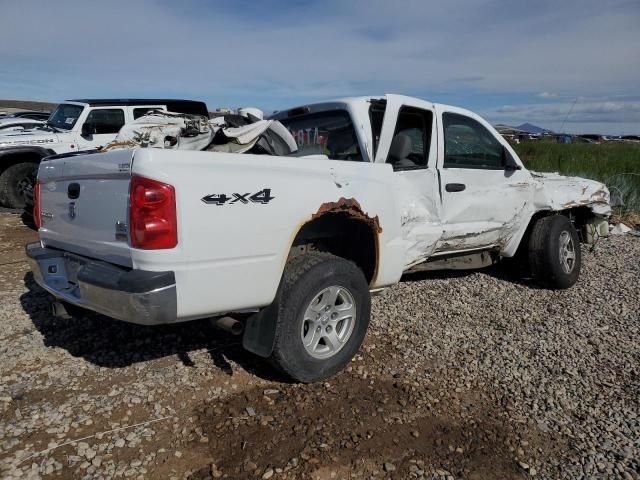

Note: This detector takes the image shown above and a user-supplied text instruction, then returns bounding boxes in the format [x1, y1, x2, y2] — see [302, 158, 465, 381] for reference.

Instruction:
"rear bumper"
[26, 242, 177, 325]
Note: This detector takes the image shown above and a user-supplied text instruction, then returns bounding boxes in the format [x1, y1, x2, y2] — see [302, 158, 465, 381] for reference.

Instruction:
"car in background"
[0, 99, 208, 209]
[0, 117, 45, 132]
[4, 111, 51, 121]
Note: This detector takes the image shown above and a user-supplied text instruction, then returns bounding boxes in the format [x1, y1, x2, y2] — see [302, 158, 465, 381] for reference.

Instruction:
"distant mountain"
[516, 123, 552, 135]
[0, 99, 56, 112]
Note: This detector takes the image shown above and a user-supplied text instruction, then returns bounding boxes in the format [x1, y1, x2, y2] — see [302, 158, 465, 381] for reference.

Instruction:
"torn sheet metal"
[100, 110, 298, 157]
[207, 119, 298, 156]
[610, 223, 632, 235]
[531, 171, 611, 216]
[101, 111, 215, 152]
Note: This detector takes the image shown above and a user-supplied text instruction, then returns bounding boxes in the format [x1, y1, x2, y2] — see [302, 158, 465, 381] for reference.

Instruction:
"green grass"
[514, 142, 640, 213]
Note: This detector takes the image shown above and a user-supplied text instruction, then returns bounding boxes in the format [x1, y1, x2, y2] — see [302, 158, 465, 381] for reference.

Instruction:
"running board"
[405, 250, 497, 273]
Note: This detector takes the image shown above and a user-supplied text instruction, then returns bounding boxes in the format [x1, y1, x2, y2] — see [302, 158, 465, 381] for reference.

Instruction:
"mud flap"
[242, 304, 278, 358]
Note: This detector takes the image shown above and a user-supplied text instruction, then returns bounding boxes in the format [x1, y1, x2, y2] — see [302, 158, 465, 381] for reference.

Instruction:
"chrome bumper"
[26, 242, 177, 325]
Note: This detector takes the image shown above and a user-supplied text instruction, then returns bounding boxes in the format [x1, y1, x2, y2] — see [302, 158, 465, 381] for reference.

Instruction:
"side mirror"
[503, 146, 522, 171]
[81, 123, 93, 137]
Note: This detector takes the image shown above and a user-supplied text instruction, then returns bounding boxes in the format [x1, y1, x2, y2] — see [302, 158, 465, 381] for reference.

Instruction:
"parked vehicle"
[0, 117, 45, 131]
[4, 111, 51, 121]
[0, 99, 208, 208]
[27, 94, 610, 382]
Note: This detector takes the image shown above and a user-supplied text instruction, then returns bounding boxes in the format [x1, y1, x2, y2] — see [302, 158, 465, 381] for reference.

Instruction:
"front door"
[76, 108, 126, 150]
[435, 107, 530, 252]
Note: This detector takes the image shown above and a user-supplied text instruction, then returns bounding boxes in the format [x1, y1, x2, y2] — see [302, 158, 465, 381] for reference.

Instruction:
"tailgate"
[37, 149, 134, 267]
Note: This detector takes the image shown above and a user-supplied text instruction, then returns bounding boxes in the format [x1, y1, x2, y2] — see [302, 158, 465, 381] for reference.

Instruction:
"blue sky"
[1, 0, 639, 134]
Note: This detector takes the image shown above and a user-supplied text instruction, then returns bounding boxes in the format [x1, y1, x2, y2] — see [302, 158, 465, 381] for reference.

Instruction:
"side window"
[133, 107, 162, 119]
[85, 109, 125, 134]
[443, 113, 504, 169]
[386, 107, 432, 171]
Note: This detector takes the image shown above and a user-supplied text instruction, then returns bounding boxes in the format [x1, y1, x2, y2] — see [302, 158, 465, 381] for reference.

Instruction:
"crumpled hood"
[531, 171, 611, 216]
[0, 128, 59, 148]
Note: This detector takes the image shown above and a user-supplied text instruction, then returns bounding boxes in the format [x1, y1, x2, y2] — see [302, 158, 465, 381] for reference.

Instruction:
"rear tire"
[269, 252, 371, 383]
[528, 215, 581, 289]
[0, 162, 39, 209]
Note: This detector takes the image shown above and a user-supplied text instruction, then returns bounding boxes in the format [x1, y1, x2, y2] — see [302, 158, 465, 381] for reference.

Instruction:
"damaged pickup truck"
[27, 94, 610, 382]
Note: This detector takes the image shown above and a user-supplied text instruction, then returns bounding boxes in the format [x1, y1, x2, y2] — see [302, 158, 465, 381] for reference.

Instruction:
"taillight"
[129, 175, 177, 249]
[34, 180, 42, 229]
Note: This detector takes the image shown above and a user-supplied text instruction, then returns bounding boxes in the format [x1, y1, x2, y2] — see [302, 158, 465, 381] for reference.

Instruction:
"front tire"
[269, 252, 371, 383]
[528, 215, 581, 289]
[0, 162, 39, 209]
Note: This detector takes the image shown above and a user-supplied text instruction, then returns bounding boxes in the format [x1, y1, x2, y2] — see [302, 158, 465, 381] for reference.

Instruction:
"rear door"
[435, 106, 530, 252]
[76, 108, 126, 150]
[374, 95, 443, 267]
[37, 149, 134, 267]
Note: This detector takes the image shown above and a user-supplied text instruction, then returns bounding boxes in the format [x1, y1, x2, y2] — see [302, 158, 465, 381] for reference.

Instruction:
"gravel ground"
[0, 211, 638, 479]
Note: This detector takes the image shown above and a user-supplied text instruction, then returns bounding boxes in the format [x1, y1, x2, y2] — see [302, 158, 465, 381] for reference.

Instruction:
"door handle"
[445, 183, 466, 192]
[68, 183, 80, 199]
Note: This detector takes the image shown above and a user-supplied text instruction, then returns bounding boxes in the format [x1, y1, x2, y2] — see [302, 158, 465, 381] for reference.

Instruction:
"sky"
[1, 0, 638, 134]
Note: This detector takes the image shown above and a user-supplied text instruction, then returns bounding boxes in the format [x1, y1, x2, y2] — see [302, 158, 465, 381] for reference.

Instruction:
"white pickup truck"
[27, 94, 610, 382]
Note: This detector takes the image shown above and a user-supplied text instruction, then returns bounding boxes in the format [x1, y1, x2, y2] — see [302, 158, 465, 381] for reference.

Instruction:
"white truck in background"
[0, 99, 208, 208]
[27, 94, 610, 382]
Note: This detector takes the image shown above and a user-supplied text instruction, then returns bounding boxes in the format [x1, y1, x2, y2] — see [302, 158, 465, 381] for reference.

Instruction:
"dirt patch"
[1, 212, 637, 479]
[187, 373, 558, 479]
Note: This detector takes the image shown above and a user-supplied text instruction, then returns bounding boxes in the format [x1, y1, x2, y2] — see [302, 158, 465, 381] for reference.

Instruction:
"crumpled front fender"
[531, 171, 611, 216]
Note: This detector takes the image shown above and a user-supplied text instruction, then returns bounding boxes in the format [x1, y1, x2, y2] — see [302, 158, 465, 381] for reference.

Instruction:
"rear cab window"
[277, 110, 363, 161]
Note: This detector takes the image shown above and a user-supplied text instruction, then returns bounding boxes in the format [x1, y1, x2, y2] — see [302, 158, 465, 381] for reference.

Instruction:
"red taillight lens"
[129, 175, 177, 249]
[34, 180, 42, 229]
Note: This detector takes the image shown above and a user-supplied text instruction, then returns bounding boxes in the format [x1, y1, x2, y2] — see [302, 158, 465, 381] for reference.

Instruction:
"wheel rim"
[16, 170, 37, 200]
[559, 231, 576, 274]
[301, 285, 356, 359]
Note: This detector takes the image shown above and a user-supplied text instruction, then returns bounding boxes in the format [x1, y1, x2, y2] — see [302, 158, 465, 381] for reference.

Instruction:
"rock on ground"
[0, 212, 638, 479]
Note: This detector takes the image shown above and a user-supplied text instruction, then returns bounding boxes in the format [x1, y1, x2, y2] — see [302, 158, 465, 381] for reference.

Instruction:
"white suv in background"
[0, 99, 208, 208]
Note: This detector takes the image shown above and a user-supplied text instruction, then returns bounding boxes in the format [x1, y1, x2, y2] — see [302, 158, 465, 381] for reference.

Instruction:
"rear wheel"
[0, 162, 39, 209]
[528, 215, 581, 289]
[269, 252, 371, 383]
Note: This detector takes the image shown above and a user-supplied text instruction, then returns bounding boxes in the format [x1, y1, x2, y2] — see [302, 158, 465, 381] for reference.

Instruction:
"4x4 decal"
[201, 188, 275, 206]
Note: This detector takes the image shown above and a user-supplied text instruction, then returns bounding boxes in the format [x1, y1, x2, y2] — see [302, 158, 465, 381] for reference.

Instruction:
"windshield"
[278, 110, 362, 161]
[47, 104, 84, 130]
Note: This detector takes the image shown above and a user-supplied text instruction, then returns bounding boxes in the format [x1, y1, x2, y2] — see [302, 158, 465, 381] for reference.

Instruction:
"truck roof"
[68, 98, 202, 107]
[269, 95, 470, 120]
[66, 99, 209, 117]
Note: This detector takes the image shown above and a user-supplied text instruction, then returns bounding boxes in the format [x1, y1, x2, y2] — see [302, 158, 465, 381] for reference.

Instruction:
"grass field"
[514, 142, 640, 215]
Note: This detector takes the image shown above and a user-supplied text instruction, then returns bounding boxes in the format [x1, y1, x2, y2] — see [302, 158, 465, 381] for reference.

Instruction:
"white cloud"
[0, 0, 638, 127]
[488, 99, 640, 134]
[538, 92, 559, 99]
